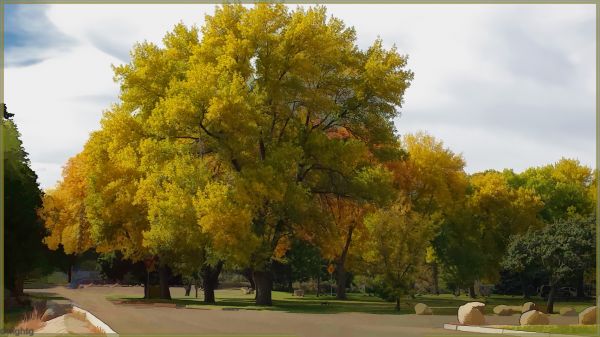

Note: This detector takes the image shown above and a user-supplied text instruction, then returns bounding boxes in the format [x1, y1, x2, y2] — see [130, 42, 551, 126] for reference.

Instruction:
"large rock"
[414, 303, 432, 315]
[579, 306, 596, 325]
[560, 306, 577, 316]
[522, 302, 538, 313]
[520, 310, 549, 325]
[458, 302, 486, 325]
[493, 305, 513, 316]
[469, 302, 486, 314]
[42, 308, 59, 321]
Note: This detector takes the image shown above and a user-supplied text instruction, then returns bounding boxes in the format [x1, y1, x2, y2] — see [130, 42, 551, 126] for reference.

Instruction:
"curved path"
[26, 286, 573, 337]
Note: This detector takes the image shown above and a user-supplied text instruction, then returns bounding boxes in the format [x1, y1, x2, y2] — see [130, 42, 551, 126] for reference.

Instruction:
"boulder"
[458, 302, 486, 325]
[469, 302, 486, 314]
[560, 306, 577, 316]
[520, 310, 549, 325]
[493, 305, 513, 316]
[522, 301, 538, 313]
[41, 308, 59, 321]
[579, 306, 596, 325]
[414, 303, 432, 315]
[293, 289, 305, 297]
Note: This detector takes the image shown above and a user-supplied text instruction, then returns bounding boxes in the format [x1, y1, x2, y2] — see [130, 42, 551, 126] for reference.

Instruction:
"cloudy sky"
[4, 4, 596, 189]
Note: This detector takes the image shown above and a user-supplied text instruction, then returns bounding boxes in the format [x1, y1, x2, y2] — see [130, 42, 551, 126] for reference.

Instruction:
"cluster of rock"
[412, 299, 596, 328]
[514, 301, 596, 326]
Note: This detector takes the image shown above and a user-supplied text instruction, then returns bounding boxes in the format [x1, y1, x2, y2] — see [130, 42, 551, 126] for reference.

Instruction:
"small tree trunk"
[335, 263, 347, 299]
[335, 225, 355, 300]
[184, 283, 191, 296]
[203, 285, 215, 303]
[242, 268, 256, 289]
[432, 263, 440, 295]
[144, 271, 149, 299]
[253, 269, 273, 306]
[546, 283, 557, 314]
[67, 264, 73, 284]
[201, 261, 223, 304]
[13, 274, 25, 297]
[395, 297, 401, 311]
[576, 271, 585, 298]
[316, 274, 320, 297]
[158, 265, 171, 300]
[194, 278, 199, 299]
[468, 284, 476, 298]
[520, 274, 530, 299]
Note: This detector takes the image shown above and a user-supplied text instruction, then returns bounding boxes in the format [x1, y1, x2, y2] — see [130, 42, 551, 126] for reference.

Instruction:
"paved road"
[25, 286, 577, 337]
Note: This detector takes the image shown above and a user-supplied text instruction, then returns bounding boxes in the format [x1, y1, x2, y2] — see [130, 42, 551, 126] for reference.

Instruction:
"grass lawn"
[499, 324, 598, 336]
[108, 289, 412, 314]
[106, 289, 596, 316]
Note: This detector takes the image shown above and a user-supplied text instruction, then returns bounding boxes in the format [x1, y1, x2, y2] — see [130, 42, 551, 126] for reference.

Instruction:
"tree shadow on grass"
[110, 294, 416, 315]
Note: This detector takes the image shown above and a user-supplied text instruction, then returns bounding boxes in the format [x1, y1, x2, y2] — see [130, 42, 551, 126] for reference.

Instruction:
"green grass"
[500, 324, 598, 336]
[108, 289, 411, 314]
[106, 289, 595, 316]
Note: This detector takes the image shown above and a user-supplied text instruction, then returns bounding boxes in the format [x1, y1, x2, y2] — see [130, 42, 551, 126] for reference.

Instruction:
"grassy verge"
[499, 324, 598, 336]
[107, 289, 415, 314]
[106, 288, 595, 315]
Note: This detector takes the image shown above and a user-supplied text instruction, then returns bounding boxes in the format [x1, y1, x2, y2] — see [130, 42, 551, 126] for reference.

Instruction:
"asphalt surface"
[25, 286, 577, 337]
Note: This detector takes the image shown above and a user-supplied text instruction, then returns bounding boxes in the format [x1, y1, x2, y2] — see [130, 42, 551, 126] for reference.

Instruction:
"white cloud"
[5, 45, 121, 188]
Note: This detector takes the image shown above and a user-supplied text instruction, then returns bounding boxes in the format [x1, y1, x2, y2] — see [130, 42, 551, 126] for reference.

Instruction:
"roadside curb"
[72, 305, 119, 336]
[443, 323, 583, 337]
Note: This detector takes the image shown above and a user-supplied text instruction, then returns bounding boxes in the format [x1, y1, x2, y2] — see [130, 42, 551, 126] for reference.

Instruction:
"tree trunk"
[67, 264, 73, 284]
[194, 278, 199, 299]
[316, 274, 320, 297]
[432, 263, 439, 295]
[546, 283, 557, 314]
[468, 284, 476, 298]
[520, 274, 530, 299]
[158, 265, 171, 300]
[576, 271, 585, 298]
[144, 270, 149, 299]
[253, 269, 273, 306]
[184, 283, 191, 296]
[242, 268, 256, 290]
[201, 261, 223, 304]
[13, 273, 25, 297]
[335, 263, 347, 300]
[335, 224, 355, 300]
[395, 297, 401, 311]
